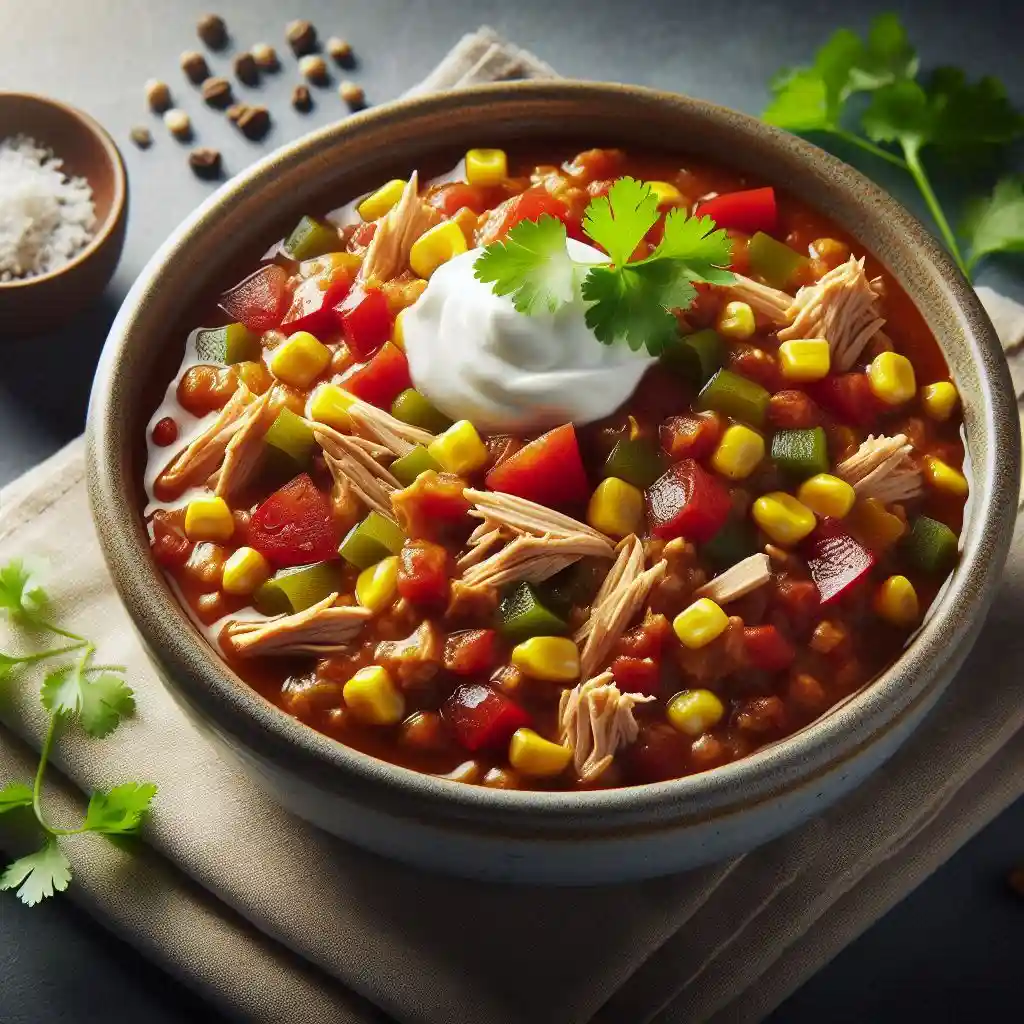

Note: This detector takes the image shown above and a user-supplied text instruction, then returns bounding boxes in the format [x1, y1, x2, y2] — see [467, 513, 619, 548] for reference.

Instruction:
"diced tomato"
[485, 423, 590, 508]
[587, 178, 615, 199]
[334, 286, 392, 360]
[219, 265, 290, 332]
[626, 725, 691, 783]
[281, 272, 353, 338]
[151, 513, 192, 569]
[768, 390, 821, 430]
[660, 412, 725, 462]
[248, 474, 339, 569]
[428, 182, 489, 218]
[696, 187, 777, 235]
[728, 345, 782, 394]
[614, 614, 672, 659]
[349, 221, 377, 249]
[563, 148, 625, 182]
[397, 540, 450, 607]
[805, 520, 876, 605]
[646, 459, 732, 543]
[340, 342, 412, 408]
[807, 373, 882, 428]
[442, 682, 531, 752]
[611, 656, 661, 696]
[478, 191, 581, 245]
[743, 625, 796, 673]
[773, 577, 821, 632]
[443, 629, 500, 677]
[392, 472, 472, 539]
[485, 434, 525, 473]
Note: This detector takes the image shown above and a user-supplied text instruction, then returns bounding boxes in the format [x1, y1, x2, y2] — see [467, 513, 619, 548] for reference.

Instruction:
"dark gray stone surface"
[1, 0, 1021, 1020]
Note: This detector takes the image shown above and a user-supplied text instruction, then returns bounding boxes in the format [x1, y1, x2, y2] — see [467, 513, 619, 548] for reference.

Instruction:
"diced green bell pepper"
[701, 518, 757, 570]
[603, 437, 665, 490]
[748, 232, 808, 291]
[662, 329, 724, 387]
[283, 216, 341, 262]
[391, 388, 453, 434]
[498, 582, 568, 643]
[541, 561, 605, 618]
[389, 445, 442, 487]
[695, 369, 770, 428]
[771, 427, 829, 481]
[253, 560, 345, 616]
[195, 323, 261, 365]
[264, 408, 317, 469]
[904, 516, 958, 574]
[338, 511, 406, 569]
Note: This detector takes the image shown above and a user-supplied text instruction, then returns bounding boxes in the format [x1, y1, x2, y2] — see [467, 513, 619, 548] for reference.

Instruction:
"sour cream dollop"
[402, 239, 655, 434]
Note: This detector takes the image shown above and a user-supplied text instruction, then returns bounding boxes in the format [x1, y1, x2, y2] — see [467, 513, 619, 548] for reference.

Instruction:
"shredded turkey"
[727, 274, 792, 322]
[460, 534, 609, 590]
[694, 553, 772, 605]
[225, 595, 372, 657]
[778, 256, 885, 371]
[558, 673, 654, 782]
[575, 537, 668, 679]
[836, 433, 923, 504]
[464, 490, 613, 548]
[343, 393, 435, 457]
[358, 172, 441, 286]
[315, 424, 399, 517]
[211, 391, 276, 500]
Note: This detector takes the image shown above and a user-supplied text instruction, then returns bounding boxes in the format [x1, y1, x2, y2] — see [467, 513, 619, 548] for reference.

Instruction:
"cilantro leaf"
[79, 673, 135, 739]
[847, 13, 918, 93]
[0, 653, 21, 681]
[0, 559, 49, 624]
[650, 210, 735, 284]
[582, 264, 685, 355]
[583, 176, 660, 267]
[41, 665, 81, 716]
[83, 782, 158, 835]
[962, 176, 1024, 272]
[0, 841, 72, 906]
[0, 782, 34, 814]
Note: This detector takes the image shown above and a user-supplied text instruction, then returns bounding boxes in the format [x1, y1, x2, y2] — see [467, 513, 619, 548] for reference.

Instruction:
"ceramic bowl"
[0, 92, 127, 336]
[86, 82, 1019, 884]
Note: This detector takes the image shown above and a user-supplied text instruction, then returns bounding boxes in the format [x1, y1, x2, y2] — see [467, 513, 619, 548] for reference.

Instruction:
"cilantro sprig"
[764, 12, 1024, 279]
[473, 177, 734, 355]
[0, 558, 157, 906]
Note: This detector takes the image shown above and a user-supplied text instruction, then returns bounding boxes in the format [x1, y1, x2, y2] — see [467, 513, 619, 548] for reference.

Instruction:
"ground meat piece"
[672, 616, 746, 684]
[375, 621, 442, 689]
[787, 672, 828, 713]
[733, 695, 787, 736]
[647, 539, 708, 617]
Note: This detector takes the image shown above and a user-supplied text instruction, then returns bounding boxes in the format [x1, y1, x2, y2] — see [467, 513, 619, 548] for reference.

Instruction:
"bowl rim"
[0, 91, 127, 290]
[88, 80, 1019, 834]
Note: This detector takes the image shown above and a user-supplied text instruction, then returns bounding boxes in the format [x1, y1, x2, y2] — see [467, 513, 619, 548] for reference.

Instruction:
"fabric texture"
[1, 26, 1023, 1024]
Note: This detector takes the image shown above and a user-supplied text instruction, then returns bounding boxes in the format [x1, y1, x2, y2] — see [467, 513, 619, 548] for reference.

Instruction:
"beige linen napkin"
[2, 28, 1024, 1024]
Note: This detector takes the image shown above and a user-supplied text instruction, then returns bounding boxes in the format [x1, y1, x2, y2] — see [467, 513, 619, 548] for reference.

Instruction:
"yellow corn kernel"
[778, 338, 831, 382]
[510, 636, 581, 683]
[923, 455, 969, 497]
[357, 178, 407, 221]
[647, 180, 683, 205]
[752, 491, 817, 546]
[672, 598, 729, 650]
[184, 496, 235, 543]
[409, 220, 468, 279]
[874, 575, 919, 627]
[449, 206, 479, 246]
[920, 381, 959, 422]
[465, 148, 508, 187]
[666, 688, 725, 737]
[716, 300, 756, 340]
[269, 331, 331, 389]
[221, 546, 272, 596]
[586, 477, 644, 539]
[710, 424, 765, 480]
[343, 666, 406, 726]
[308, 382, 355, 430]
[508, 728, 573, 777]
[868, 351, 916, 405]
[797, 473, 856, 519]
[355, 555, 399, 613]
[428, 420, 488, 476]
[846, 498, 906, 551]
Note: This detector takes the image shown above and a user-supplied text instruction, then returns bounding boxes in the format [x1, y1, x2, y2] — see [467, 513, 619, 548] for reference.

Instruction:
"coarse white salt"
[0, 134, 96, 282]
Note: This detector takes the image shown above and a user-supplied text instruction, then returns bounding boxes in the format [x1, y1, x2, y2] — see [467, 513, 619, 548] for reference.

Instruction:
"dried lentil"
[196, 13, 228, 50]
[201, 76, 233, 108]
[233, 51, 259, 86]
[129, 126, 153, 149]
[339, 80, 365, 109]
[237, 105, 271, 141]
[299, 54, 329, 85]
[145, 79, 172, 113]
[180, 50, 210, 85]
[286, 19, 317, 56]
[189, 147, 222, 179]
[251, 42, 279, 71]
[291, 85, 313, 112]
[163, 109, 193, 140]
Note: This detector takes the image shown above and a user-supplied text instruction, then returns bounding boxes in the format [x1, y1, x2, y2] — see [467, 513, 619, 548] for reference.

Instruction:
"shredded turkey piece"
[225, 595, 372, 657]
[342, 393, 435, 457]
[464, 490, 612, 547]
[315, 424, 399, 517]
[558, 673, 654, 782]
[727, 274, 792, 322]
[359, 172, 441, 286]
[836, 433, 923, 504]
[211, 391, 276, 500]
[778, 256, 885, 371]
[461, 534, 609, 590]
[694, 553, 772, 605]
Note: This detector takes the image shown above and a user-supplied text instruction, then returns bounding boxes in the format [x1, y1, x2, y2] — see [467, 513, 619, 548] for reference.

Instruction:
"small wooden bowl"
[0, 93, 127, 336]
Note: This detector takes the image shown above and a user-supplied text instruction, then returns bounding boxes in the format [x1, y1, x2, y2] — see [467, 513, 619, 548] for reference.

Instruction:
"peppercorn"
[180, 50, 210, 85]
[326, 37, 354, 66]
[291, 85, 313, 112]
[129, 126, 153, 149]
[299, 54, 329, 85]
[201, 76, 233, 108]
[145, 79, 172, 113]
[286, 19, 317, 56]
[237, 104, 271, 141]
[339, 80, 365, 109]
[226, 103, 248, 123]
[233, 51, 259, 86]
[189, 147, 222, 179]
[196, 13, 228, 50]
[163, 109, 193, 140]
[251, 42, 279, 71]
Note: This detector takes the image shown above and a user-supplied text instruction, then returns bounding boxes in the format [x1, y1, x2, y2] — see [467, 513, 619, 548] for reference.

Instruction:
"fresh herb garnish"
[473, 176, 735, 355]
[961, 176, 1024, 274]
[763, 12, 1024, 279]
[0, 558, 157, 906]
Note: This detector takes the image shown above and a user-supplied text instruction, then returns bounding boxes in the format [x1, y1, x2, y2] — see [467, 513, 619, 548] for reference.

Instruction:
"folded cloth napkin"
[2, 27, 1024, 1024]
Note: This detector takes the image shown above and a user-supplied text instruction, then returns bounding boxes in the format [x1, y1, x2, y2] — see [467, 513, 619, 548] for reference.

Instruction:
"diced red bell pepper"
[349, 221, 377, 248]
[805, 520, 876, 605]
[340, 342, 412, 408]
[219, 265, 290, 332]
[806, 373, 882, 428]
[728, 345, 783, 394]
[428, 182, 490, 217]
[280, 271, 353, 339]
[442, 682, 531, 752]
[614, 614, 672, 659]
[397, 540, 450, 607]
[391, 472, 471, 540]
[478, 191, 581, 245]
[563, 148, 626, 182]
[660, 413, 725, 462]
[610, 656, 661, 696]
[695, 187, 777, 235]
[743, 625, 796, 673]
[485, 423, 590, 508]
[150, 512, 192, 570]
[443, 629, 500, 677]
[646, 459, 732, 543]
[248, 473, 339, 569]
[334, 286, 392, 360]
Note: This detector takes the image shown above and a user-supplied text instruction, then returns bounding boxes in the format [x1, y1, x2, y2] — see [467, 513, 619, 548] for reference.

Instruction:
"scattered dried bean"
[291, 84, 313, 112]
[197, 13, 228, 50]
[129, 126, 153, 149]
[286, 19, 317, 56]
[299, 54, 329, 85]
[237, 104, 271, 141]
[339, 80, 365, 109]
[189, 147, 223, 179]
[164, 108, 193, 140]
[145, 79, 172, 113]
[251, 42, 279, 71]
[233, 51, 259, 86]
[201, 76, 233, 108]
[226, 103, 248, 123]
[180, 50, 210, 84]
[326, 37, 353, 65]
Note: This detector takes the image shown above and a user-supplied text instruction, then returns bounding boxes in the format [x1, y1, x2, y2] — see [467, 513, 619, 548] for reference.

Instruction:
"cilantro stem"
[31, 715, 60, 831]
[33, 621, 87, 645]
[902, 144, 969, 277]
[833, 129, 909, 170]
[8, 644, 86, 666]
[83, 664, 126, 675]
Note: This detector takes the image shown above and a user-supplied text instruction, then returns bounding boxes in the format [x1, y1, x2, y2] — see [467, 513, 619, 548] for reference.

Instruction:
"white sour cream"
[402, 239, 654, 434]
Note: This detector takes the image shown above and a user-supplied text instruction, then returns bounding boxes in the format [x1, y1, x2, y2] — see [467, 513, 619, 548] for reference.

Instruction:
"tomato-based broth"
[144, 147, 967, 791]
